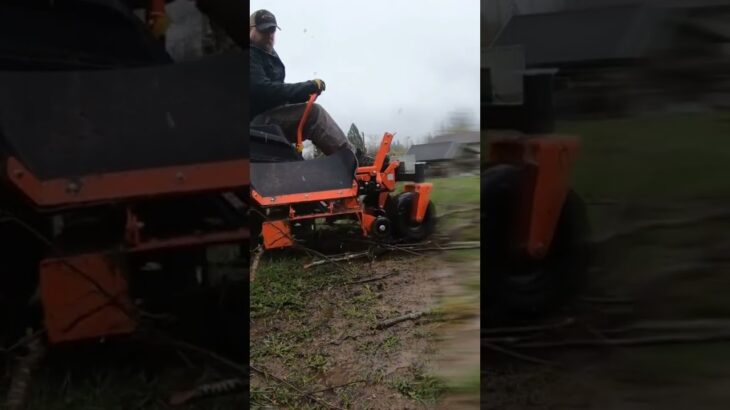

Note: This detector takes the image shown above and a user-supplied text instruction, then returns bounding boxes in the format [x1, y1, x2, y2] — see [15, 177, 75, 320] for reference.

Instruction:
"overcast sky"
[250, 0, 480, 145]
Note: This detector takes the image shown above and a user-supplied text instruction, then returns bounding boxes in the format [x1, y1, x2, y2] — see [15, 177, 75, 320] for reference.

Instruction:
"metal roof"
[492, 4, 674, 66]
[406, 142, 462, 162]
[430, 131, 481, 145]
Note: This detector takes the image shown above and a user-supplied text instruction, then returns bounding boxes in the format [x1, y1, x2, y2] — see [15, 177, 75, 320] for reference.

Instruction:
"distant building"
[486, 2, 730, 118]
[406, 133, 480, 177]
[430, 131, 481, 152]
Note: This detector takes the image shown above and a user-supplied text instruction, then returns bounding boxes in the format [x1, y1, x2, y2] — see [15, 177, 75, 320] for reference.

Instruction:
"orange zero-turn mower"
[482, 72, 591, 321]
[0, 0, 249, 357]
[250, 94, 437, 251]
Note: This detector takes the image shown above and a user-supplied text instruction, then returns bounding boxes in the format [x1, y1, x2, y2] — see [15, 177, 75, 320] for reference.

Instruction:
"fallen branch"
[483, 341, 558, 367]
[250, 245, 263, 282]
[383, 241, 480, 253]
[348, 269, 399, 285]
[513, 331, 730, 349]
[482, 318, 576, 336]
[601, 319, 730, 335]
[374, 242, 426, 257]
[445, 222, 477, 241]
[579, 295, 635, 305]
[592, 209, 730, 244]
[482, 333, 548, 345]
[416, 244, 481, 251]
[309, 379, 367, 394]
[376, 311, 425, 329]
[169, 378, 246, 406]
[301, 240, 480, 271]
[303, 250, 371, 269]
[251, 364, 344, 410]
[5, 330, 46, 410]
[157, 334, 247, 375]
[438, 206, 481, 219]
[0, 328, 46, 355]
[586, 199, 622, 206]
[295, 245, 361, 277]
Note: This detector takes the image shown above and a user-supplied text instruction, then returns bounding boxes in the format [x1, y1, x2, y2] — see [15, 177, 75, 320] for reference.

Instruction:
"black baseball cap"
[250, 9, 280, 31]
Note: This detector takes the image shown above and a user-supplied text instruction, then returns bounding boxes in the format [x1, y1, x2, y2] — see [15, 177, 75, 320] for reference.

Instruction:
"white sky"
[250, 0, 480, 145]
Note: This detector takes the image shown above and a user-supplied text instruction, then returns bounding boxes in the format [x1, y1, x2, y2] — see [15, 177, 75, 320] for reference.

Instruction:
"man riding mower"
[249, 12, 435, 250]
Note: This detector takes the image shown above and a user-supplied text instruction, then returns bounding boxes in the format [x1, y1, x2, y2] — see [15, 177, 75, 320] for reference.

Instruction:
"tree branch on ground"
[592, 209, 730, 243]
[483, 341, 559, 367]
[5, 330, 46, 410]
[513, 331, 730, 349]
[169, 378, 246, 406]
[438, 206, 481, 219]
[251, 364, 345, 410]
[376, 311, 426, 329]
[250, 244, 263, 282]
[482, 318, 576, 336]
[348, 269, 399, 285]
[303, 250, 372, 269]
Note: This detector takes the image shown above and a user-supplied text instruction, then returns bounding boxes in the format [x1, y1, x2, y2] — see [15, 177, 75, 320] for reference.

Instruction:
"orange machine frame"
[5, 156, 250, 208]
[4, 0, 250, 346]
[489, 136, 580, 259]
[253, 132, 432, 250]
[39, 205, 250, 344]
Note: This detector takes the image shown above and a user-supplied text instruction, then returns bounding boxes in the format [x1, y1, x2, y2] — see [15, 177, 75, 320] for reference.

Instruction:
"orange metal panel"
[40, 254, 136, 343]
[378, 192, 390, 209]
[361, 212, 377, 235]
[128, 228, 250, 252]
[251, 183, 359, 206]
[262, 220, 293, 249]
[147, 0, 168, 38]
[525, 138, 579, 258]
[289, 209, 360, 221]
[404, 183, 433, 223]
[487, 136, 580, 258]
[6, 156, 250, 207]
[380, 162, 399, 191]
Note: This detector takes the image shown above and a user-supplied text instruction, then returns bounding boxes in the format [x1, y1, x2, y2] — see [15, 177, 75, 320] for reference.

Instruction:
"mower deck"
[251, 148, 357, 199]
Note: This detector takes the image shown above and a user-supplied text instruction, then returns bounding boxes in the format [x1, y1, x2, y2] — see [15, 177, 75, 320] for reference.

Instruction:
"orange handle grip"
[296, 93, 318, 153]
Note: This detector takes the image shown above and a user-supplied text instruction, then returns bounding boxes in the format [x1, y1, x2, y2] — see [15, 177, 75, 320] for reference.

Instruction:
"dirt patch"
[250, 254, 454, 409]
[484, 200, 730, 409]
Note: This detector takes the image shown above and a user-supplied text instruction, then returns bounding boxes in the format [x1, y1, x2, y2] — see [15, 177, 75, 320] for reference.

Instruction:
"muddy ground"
[0, 176, 478, 409]
[483, 199, 730, 410]
[250, 245, 480, 409]
[250, 176, 481, 409]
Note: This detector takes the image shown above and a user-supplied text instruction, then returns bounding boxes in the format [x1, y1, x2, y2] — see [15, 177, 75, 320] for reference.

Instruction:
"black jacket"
[250, 44, 317, 118]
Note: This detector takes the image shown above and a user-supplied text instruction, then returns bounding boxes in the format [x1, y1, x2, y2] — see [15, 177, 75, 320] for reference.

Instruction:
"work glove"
[311, 78, 326, 94]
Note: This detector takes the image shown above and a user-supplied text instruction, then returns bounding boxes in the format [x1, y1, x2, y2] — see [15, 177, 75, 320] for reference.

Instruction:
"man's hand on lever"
[311, 79, 326, 95]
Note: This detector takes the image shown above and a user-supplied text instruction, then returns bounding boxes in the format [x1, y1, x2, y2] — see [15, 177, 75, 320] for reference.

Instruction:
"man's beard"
[256, 39, 274, 53]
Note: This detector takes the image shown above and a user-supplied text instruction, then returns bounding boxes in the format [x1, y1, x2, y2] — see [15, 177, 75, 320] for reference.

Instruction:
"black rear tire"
[482, 164, 590, 322]
[392, 192, 436, 242]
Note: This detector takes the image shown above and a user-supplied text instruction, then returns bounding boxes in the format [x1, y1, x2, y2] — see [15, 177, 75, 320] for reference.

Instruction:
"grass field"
[561, 111, 730, 201]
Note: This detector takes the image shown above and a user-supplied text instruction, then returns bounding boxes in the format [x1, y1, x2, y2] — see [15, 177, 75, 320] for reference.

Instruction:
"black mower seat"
[250, 125, 301, 163]
[0, 52, 248, 181]
[251, 147, 357, 198]
[250, 124, 288, 144]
